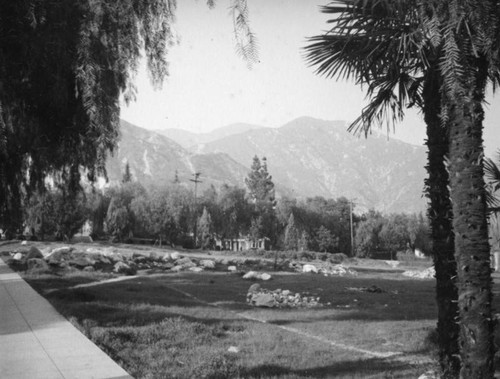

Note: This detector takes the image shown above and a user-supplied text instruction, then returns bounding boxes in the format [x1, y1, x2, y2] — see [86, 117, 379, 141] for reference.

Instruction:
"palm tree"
[308, 1, 500, 376]
[305, 1, 460, 375]
[426, 1, 498, 376]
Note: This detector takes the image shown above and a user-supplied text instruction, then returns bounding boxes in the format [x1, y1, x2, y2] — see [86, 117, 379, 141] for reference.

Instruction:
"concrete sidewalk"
[0, 259, 132, 379]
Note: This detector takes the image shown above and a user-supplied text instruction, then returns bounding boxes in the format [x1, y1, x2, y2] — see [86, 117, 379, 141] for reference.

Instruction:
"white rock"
[189, 267, 204, 272]
[418, 370, 439, 379]
[227, 346, 240, 353]
[170, 251, 181, 260]
[49, 246, 72, 256]
[171, 265, 183, 272]
[302, 264, 318, 273]
[403, 266, 435, 279]
[199, 259, 215, 269]
[21, 241, 27, 245]
[243, 271, 259, 279]
[385, 260, 400, 268]
[259, 273, 272, 281]
[162, 253, 171, 261]
[13, 252, 23, 260]
[228, 265, 237, 272]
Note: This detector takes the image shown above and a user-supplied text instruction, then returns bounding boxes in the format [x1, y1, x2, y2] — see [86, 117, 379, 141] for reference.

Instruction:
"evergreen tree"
[245, 155, 277, 243]
[122, 162, 133, 183]
[245, 156, 276, 207]
[197, 207, 213, 250]
[284, 213, 299, 250]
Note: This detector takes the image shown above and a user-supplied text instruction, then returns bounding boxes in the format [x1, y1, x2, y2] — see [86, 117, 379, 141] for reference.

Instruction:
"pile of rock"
[246, 283, 322, 308]
[402, 266, 435, 279]
[293, 262, 357, 277]
[8, 245, 225, 276]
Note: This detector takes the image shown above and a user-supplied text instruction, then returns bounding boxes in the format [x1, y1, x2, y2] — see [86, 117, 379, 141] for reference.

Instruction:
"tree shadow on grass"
[239, 357, 430, 378]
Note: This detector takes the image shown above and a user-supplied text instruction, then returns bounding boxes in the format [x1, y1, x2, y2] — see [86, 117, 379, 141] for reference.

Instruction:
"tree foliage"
[0, 0, 176, 230]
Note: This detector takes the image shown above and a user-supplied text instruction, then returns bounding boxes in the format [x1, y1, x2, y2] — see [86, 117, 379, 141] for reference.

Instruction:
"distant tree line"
[15, 155, 432, 257]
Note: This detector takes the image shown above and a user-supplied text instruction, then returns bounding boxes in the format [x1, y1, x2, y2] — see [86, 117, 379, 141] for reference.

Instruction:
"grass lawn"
[22, 266, 446, 378]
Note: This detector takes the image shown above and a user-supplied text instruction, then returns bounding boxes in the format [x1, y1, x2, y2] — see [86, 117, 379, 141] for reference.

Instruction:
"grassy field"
[4, 241, 499, 378]
[21, 268, 441, 377]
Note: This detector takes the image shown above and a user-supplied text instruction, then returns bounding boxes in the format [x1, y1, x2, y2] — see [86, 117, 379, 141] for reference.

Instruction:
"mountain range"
[106, 117, 428, 214]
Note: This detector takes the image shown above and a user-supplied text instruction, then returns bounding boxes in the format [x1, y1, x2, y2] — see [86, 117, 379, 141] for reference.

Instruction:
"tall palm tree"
[305, 1, 460, 375]
[307, 1, 500, 377]
[425, 1, 498, 376]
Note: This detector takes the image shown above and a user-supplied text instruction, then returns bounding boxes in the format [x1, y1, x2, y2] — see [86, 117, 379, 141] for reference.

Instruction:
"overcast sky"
[119, 0, 500, 157]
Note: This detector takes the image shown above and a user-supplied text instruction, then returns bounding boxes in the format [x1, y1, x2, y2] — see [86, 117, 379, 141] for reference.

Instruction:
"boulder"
[199, 259, 216, 269]
[149, 252, 160, 261]
[189, 267, 204, 273]
[252, 293, 276, 308]
[96, 255, 112, 265]
[69, 256, 95, 269]
[46, 247, 71, 263]
[403, 267, 435, 279]
[113, 261, 136, 275]
[302, 264, 318, 273]
[50, 246, 72, 255]
[227, 346, 240, 353]
[12, 252, 23, 261]
[418, 371, 439, 379]
[243, 271, 259, 279]
[170, 251, 181, 260]
[247, 283, 261, 294]
[161, 262, 175, 270]
[109, 252, 124, 262]
[27, 258, 49, 271]
[171, 265, 184, 272]
[133, 255, 147, 263]
[228, 265, 237, 272]
[176, 257, 196, 268]
[162, 253, 172, 261]
[83, 266, 95, 272]
[26, 246, 44, 260]
[259, 273, 272, 281]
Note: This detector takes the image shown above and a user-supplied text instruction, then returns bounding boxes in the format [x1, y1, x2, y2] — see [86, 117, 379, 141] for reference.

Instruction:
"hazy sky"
[120, 0, 500, 157]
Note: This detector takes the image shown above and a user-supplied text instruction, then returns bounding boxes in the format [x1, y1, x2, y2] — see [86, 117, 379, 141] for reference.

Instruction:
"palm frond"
[304, 0, 429, 135]
[485, 152, 500, 214]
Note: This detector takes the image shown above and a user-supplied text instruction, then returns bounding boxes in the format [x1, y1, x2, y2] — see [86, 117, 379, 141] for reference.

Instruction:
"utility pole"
[350, 199, 355, 257]
[190, 172, 202, 247]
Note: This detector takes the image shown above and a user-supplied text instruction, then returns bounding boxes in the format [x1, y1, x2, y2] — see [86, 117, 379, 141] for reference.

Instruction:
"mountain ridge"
[109, 117, 428, 213]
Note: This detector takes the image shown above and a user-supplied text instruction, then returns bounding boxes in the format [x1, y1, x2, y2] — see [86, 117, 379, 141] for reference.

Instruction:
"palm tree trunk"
[423, 73, 460, 378]
[447, 59, 494, 378]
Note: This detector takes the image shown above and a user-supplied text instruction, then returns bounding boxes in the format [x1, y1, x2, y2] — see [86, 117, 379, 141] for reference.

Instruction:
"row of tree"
[19, 156, 434, 260]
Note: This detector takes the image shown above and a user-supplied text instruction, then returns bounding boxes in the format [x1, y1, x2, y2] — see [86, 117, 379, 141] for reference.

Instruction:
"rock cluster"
[246, 283, 322, 308]
[402, 266, 435, 279]
[290, 262, 357, 277]
[7, 246, 227, 276]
